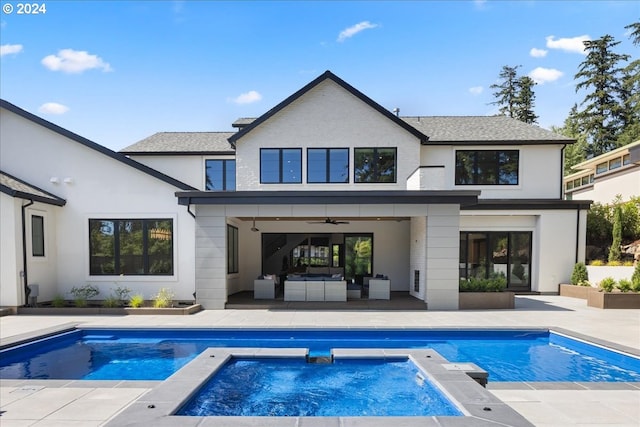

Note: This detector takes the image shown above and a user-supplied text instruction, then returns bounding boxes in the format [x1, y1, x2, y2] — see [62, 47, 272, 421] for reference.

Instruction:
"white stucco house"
[564, 139, 640, 204]
[1, 71, 590, 311]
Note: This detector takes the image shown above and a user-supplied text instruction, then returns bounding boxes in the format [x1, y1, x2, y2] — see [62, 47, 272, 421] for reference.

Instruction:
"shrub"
[599, 277, 616, 292]
[616, 279, 633, 293]
[112, 286, 131, 306]
[589, 259, 605, 266]
[607, 260, 623, 266]
[129, 294, 145, 308]
[632, 263, 640, 292]
[51, 294, 66, 308]
[70, 284, 100, 307]
[609, 205, 622, 262]
[102, 296, 120, 308]
[459, 274, 506, 292]
[153, 288, 174, 308]
[570, 263, 589, 285]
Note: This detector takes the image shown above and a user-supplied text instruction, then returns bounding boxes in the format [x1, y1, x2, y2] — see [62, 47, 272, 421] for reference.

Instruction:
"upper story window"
[455, 150, 519, 185]
[596, 162, 608, 174]
[623, 154, 630, 166]
[260, 148, 302, 183]
[31, 215, 45, 257]
[307, 148, 349, 183]
[354, 147, 397, 183]
[89, 219, 173, 276]
[205, 159, 235, 191]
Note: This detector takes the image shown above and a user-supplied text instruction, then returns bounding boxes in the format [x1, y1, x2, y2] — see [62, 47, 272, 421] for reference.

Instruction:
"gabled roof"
[1, 99, 196, 190]
[0, 171, 66, 206]
[402, 116, 574, 144]
[227, 70, 430, 146]
[121, 132, 235, 155]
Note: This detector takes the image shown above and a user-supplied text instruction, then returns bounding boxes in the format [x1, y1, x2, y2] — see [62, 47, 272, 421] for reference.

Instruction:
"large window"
[307, 148, 349, 183]
[31, 215, 45, 257]
[205, 159, 235, 191]
[354, 147, 397, 183]
[260, 148, 302, 183]
[455, 150, 519, 185]
[227, 224, 238, 274]
[459, 231, 531, 290]
[89, 219, 173, 275]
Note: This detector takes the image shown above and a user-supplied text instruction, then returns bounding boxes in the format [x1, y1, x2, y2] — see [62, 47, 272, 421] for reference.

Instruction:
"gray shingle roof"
[401, 116, 573, 143]
[0, 171, 66, 206]
[126, 115, 573, 154]
[121, 132, 235, 154]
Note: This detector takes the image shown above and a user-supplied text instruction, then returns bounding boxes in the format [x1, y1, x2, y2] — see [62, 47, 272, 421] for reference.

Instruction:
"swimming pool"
[1, 328, 639, 382]
[177, 356, 464, 417]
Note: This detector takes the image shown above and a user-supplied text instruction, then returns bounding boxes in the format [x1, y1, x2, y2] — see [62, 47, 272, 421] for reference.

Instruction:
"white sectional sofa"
[284, 275, 346, 302]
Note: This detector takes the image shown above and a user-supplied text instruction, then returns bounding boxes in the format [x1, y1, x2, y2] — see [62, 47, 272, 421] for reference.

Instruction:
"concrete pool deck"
[0, 294, 639, 426]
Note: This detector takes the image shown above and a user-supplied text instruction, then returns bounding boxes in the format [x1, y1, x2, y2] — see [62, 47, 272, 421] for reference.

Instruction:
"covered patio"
[176, 190, 480, 310]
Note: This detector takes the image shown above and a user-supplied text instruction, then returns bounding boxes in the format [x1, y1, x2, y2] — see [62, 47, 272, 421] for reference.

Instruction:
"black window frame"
[227, 224, 239, 274]
[307, 148, 350, 183]
[354, 147, 397, 183]
[260, 148, 302, 184]
[31, 215, 45, 257]
[459, 231, 532, 290]
[205, 159, 236, 191]
[455, 150, 519, 185]
[89, 218, 174, 276]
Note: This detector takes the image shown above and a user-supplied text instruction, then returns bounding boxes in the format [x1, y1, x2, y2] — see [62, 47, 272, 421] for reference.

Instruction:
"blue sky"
[1, 1, 638, 151]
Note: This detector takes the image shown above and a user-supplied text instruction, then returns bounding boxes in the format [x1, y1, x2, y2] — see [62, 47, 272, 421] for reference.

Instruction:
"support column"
[194, 206, 227, 309]
[425, 204, 460, 310]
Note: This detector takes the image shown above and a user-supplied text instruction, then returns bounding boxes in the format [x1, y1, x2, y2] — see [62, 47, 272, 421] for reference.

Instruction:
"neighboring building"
[564, 140, 640, 204]
[1, 71, 589, 310]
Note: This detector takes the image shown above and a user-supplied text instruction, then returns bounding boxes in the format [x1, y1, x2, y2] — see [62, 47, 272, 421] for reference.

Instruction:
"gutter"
[21, 200, 34, 306]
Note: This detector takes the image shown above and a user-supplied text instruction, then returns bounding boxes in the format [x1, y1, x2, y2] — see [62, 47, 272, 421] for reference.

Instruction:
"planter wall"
[558, 284, 596, 299]
[459, 292, 514, 310]
[587, 291, 640, 309]
[586, 266, 634, 285]
[17, 304, 203, 315]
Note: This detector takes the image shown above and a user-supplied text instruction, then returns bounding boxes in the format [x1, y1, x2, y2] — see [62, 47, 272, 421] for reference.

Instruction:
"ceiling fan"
[307, 218, 350, 225]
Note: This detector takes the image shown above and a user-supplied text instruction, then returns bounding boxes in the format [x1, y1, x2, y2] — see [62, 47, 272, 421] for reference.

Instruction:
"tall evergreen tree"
[553, 104, 588, 175]
[490, 65, 521, 118]
[575, 35, 630, 157]
[514, 76, 538, 124]
[618, 21, 640, 146]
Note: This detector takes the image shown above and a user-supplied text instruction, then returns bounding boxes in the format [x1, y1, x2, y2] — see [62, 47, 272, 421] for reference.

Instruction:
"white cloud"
[231, 90, 262, 105]
[41, 49, 112, 73]
[468, 86, 484, 95]
[337, 21, 378, 42]
[545, 35, 590, 55]
[38, 102, 69, 115]
[529, 67, 563, 84]
[529, 48, 547, 58]
[1, 44, 23, 56]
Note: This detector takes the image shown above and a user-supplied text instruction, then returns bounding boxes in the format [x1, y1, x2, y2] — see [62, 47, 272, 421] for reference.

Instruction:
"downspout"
[186, 198, 195, 219]
[21, 200, 34, 306]
[560, 144, 566, 200]
[575, 205, 581, 264]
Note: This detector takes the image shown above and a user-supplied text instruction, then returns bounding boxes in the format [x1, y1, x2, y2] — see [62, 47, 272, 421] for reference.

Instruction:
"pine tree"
[514, 76, 538, 124]
[619, 21, 640, 146]
[575, 35, 630, 157]
[553, 105, 588, 175]
[490, 65, 521, 118]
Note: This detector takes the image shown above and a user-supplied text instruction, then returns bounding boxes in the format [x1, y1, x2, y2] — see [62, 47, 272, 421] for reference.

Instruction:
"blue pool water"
[177, 357, 463, 417]
[1, 328, 639, 382]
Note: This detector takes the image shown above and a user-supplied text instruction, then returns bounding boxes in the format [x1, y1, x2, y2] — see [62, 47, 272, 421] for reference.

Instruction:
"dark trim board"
[176, 190, 480, 206]
[463, 199, 592, 210]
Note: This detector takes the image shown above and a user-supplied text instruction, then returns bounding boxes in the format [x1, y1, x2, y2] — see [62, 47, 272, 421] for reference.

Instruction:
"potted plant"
[458, 273, 515, 309]
[587, 271, 640, 309]
[559, 262, 594, 299]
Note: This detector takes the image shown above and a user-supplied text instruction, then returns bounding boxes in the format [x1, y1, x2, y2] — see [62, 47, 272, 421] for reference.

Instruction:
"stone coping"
[104, 347, 535, 427]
